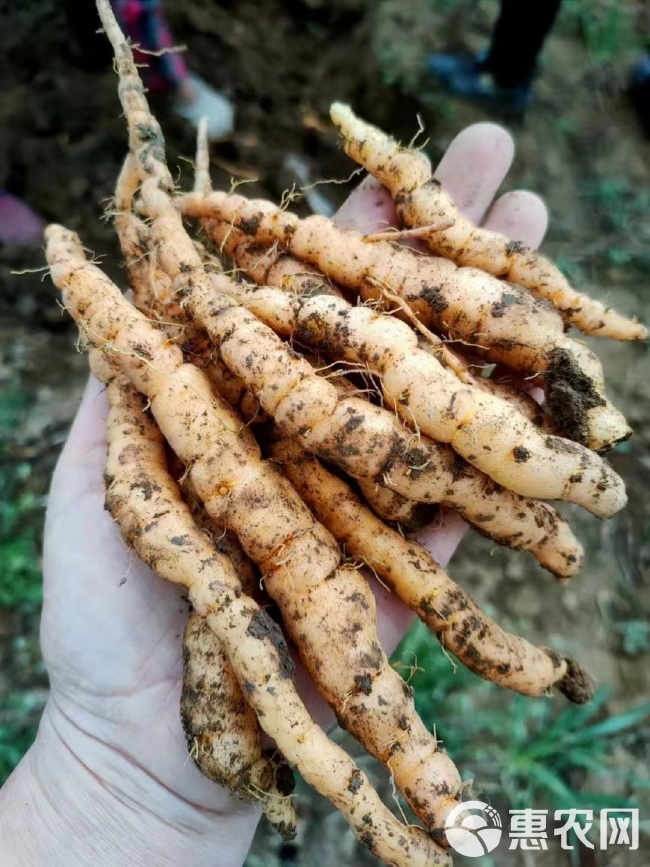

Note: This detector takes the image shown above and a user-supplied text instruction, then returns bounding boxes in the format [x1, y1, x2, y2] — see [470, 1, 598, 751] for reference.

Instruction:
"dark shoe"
[427, 52, 533, 117]
[629, 56, 650, 138]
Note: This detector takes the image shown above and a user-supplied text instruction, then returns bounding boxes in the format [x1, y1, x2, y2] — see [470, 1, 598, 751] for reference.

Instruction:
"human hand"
[0, 122, 549, 867]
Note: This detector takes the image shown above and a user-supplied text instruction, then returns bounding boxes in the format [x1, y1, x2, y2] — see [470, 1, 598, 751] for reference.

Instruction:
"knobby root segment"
[102, 365, 297, 836]
[108, 126, 587, 578]
[180, 231, 583, 576]
[180, 185, 628, 482]
[330, 102, 647, 344]
[270, 438, 594, 703]
[200, 213, 619, 454]
[194, 258, 586, 577]
[114, 156, 266, 425]
[358, 477, 430, 530]
[202, 210, 553, 433]
[87, 346, 448, 867]
[38, 4, 613, 856]
[91, 2, 467, 831]
[51, 219, 459, 845]
[89, 6, 470, 834]
[181, 612, 297, 840]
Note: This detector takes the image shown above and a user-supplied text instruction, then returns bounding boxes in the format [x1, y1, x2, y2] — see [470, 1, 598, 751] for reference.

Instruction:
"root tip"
[557, 658, 595, 704]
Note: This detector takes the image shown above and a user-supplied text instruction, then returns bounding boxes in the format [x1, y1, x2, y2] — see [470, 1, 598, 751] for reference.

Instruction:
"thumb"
[334, 174, 397, 233]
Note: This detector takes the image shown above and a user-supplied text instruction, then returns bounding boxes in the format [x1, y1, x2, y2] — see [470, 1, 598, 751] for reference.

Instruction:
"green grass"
[0, 379, 44, 781]
[394, 621, 650, 815]
[0, 379, 42, 611]
[561, 0, 640, 62]
[615, 619, 650, 656]
[584, 178, 650, 233]
[0, 692, 39, 785]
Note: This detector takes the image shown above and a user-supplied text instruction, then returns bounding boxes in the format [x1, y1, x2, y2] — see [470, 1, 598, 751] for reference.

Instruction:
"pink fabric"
[0, 191, 46, 246]
[114, 0, 187, 93]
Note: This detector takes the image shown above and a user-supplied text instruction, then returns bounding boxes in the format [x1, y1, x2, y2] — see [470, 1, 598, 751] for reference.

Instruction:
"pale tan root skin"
[188, 237, 588, 579]
[88, 6, 468, 838]
[86, 344, 447, 866]
[101, 95, 590, 571]
[176, 240, 578, 573]
[117, 153, 269, 433]
[181, 189, 628, 488]
[358, 477, 430, 529]
[182, 612, 296, 839]
[209, 195, 629, 452]
[189, 271, 584, 577]
[207, 221, 552, 431]
[165, 248, 587, 581]
[114, 155, 242, 405]
[329, 102, 647, 343]
[177, 471, 261, 600]
[48, 212, 463, 844]
[270, 438, 594, 703]
[102, 369, 296, 836]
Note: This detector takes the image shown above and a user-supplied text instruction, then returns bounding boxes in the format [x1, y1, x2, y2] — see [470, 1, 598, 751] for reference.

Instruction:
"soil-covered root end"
[546, 651, 595, 704]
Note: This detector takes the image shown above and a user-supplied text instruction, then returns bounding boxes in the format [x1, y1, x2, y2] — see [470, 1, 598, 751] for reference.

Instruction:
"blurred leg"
[483, 0, 563, 88]
[0, 189, 46, 247]
[630, 54, 650, 137]
[113, 0, 188, 93]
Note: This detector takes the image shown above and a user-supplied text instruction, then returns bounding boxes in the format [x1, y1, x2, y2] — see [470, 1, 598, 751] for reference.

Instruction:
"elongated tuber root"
[95, 360, 448, 866]
[182, 612, 297, 839]
[85, 30, 464, 840]
[98, 362, 296, 836]
[330, 102, 647, 343]
[48, 214, 463, 841]
[358, 478, 430, 529]
[176, 461, 296, 831]
[42, 5, 622, 856]
[185, 237, 585, 574]
[98, 68, 591, 570]
[185, 249, 596, 573]
[188, 272, 585, 575]
[270, 438, 594, 703]
[204, 220, 552, 431]
[181, 186, 629, 453]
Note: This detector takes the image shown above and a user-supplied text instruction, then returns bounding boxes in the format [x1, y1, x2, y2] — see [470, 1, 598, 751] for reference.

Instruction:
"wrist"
[0, 701, 259, 867]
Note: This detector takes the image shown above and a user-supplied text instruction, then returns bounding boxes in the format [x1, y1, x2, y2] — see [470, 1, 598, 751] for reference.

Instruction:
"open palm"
[34, 122, 549, 864]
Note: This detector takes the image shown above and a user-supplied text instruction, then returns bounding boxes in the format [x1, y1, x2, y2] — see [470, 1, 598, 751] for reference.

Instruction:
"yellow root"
[181, 186, 629, 460]
[99, 358, 293, 837]
[193, 242, 582, 571]
[48, 215, 463, 840]
[208, 218, 552, 431]
[182, 611, 297, 840]
[330, 102, 647, 343]
[271, 437, 594, 703]
[39, 7, 622, 853]
[91, 351, 449, 865]
[189, 268, 585, 575]
[100, 116, 590, 574]
[358, 478, 429, 529]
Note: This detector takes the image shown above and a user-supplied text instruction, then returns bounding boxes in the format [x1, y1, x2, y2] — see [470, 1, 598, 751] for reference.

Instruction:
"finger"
[434, 122, 515, 224]
[412, 508, 469, 569]
[482, 190, 549, 249]
[334, 174, 398, 233]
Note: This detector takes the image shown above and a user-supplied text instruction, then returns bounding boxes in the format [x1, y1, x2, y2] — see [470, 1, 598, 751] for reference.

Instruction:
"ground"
[0, 1, 649, 865]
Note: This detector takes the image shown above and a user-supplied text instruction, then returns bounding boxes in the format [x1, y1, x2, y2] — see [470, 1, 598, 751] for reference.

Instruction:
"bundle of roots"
[44, 3, 646, 864]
